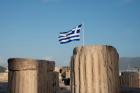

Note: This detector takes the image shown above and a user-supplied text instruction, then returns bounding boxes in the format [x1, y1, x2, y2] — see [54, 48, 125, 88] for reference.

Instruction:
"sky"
[0, 0, 140, 66]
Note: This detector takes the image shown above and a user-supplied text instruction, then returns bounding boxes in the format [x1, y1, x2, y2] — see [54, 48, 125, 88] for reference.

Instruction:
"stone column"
[71, 45, 120, 93]
[8, 58, 38, 93]
[8, 58, 55, 93]
[120, 72, 140, 88]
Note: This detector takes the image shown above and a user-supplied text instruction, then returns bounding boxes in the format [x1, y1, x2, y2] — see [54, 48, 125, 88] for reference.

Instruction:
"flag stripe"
[60, 30, 71, 34]
[59, 37, 80, 44]
[59, 29, 80, 37]
[59, 35, 80, 41]
[60, 39, 80, 44]
[59, 33, 80, 40]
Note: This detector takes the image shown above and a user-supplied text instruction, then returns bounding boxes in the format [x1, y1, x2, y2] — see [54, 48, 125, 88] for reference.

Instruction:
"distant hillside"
[0, 66, 6, 72]
[0, 57, 140, 72]
[119, 57, 140, 71]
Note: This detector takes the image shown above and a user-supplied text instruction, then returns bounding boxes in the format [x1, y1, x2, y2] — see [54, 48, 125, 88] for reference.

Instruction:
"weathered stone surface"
[47, 72, 59, 93]
[71, 45, 120, 93]
[8, 58, 55, 71]
[8, 58, 57, 93]
[120, 72, 140, 88]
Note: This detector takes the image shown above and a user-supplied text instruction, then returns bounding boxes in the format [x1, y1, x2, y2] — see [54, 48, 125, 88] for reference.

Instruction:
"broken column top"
[73, 45, 118, 55]
[8, 58, 55, 71]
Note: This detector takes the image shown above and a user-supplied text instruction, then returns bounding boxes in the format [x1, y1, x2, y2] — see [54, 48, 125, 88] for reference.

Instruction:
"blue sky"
[0, 0, 140, 66]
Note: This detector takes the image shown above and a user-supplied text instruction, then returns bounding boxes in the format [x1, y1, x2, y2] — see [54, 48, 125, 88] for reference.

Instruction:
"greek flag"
[58, 24, 82, 44]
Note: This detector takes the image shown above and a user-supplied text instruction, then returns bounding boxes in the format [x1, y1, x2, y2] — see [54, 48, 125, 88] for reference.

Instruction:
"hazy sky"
[0, 0, 140, 66]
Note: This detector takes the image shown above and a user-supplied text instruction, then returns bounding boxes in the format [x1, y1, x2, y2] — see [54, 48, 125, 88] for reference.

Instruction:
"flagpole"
[82, 22, 85, 46]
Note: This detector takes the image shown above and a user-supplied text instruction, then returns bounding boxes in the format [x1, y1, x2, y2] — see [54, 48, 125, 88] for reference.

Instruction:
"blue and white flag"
[58, 24, 82, 44]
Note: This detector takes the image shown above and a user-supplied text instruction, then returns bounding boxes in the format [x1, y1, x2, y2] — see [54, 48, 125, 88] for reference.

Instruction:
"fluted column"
[8, 58, 56, 93]
[71, 45, 120, 93]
